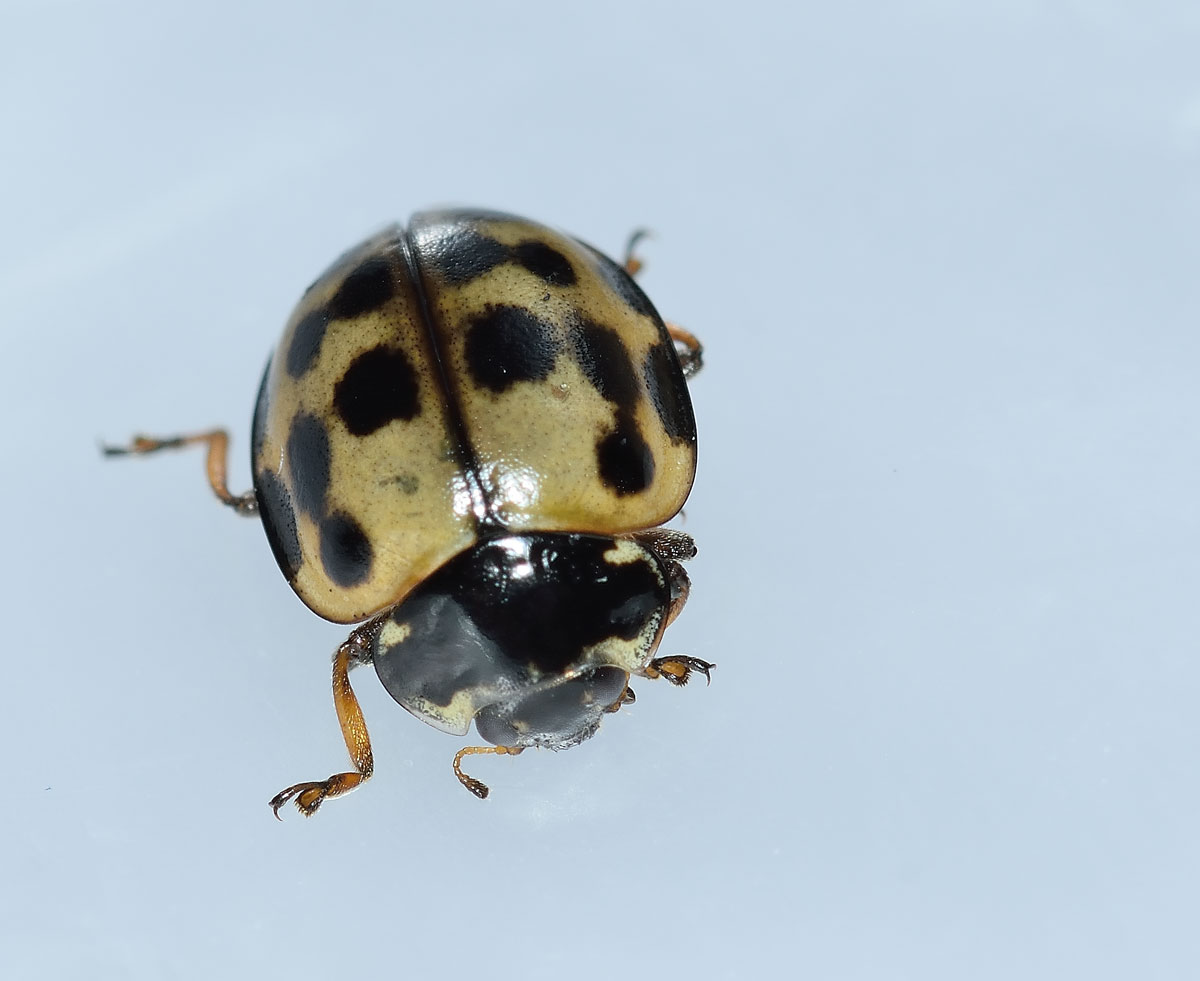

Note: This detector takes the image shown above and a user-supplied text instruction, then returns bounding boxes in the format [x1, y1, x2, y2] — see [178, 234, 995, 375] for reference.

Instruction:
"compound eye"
[475, 666, 630, 750]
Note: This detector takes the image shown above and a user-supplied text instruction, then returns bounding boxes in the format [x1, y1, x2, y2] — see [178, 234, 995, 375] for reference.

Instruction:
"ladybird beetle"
[105, 209, 711, 817]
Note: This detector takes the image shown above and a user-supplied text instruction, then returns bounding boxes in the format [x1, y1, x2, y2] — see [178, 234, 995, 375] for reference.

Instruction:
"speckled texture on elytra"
[252, 209, 697, 623]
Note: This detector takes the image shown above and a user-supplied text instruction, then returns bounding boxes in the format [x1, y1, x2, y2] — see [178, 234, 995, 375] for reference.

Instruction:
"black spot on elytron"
[422, 225, 510, 284]
[326, 256, 395, 320]
[584, 245, 657, 319]
[286, 308, 330, 378]
[642, 340, 697, 443]
[465, 304, 560, 392]
[512, 240, 577, 286]
[286, 412, 331, 518]
[319, 511, 374, 587]
[597, 414, 654, 495]
[372, 534, 667, 712]
[255, 468, 302, 582]
[334, 345, 421, 437]
[571, 319, 640, 411]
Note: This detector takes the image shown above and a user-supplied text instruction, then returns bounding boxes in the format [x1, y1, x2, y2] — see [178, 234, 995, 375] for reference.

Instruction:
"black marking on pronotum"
[374, 534, 665, 708]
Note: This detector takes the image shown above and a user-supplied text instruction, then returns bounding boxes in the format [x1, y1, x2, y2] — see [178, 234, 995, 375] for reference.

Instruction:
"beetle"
[105, 209, 711, 817]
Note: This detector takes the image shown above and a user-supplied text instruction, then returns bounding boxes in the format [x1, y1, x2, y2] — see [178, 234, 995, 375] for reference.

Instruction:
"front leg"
[643, 656, 715, 687]
[269, 617, 384, 818]
[451, 745, 525, 800]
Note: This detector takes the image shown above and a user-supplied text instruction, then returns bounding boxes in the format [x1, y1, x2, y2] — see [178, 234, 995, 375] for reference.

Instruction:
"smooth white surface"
[4, 2, 1198, 978]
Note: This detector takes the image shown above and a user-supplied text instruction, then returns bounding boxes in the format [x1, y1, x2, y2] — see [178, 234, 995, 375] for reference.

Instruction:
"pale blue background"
[3, 1, 1198, 978]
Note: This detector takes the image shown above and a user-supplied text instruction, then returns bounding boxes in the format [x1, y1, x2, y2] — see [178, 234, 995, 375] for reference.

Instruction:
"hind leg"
[102, 430, 257, 515]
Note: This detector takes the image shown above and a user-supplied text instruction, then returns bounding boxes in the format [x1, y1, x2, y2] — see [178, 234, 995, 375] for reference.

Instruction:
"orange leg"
[269, 621, 381, 818]
[643, 655, 715, 687]
[102, 429, 258, 516]
[641, 555, 711, 683]
[622, 228, 652, 277]
[620, 228, 704, 378]
[452, 745, 525, 800]
[663, 567, 691, 631]
[604, 685, 637, 714]
[667, 323, 703, 378]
